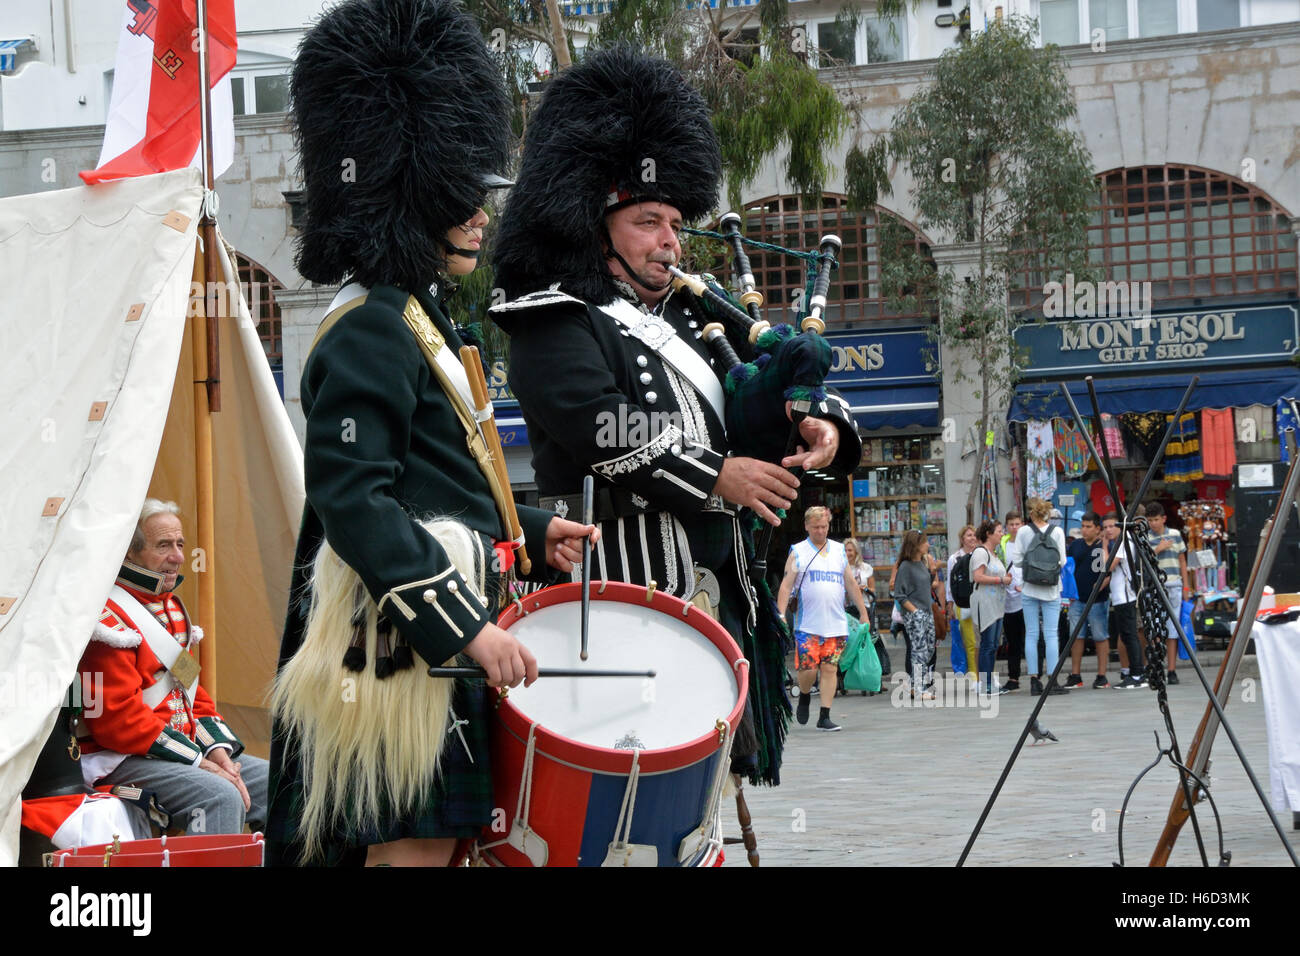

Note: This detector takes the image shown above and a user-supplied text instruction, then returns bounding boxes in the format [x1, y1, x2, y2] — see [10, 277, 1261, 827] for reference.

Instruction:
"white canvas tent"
[0, 167, 304, 866]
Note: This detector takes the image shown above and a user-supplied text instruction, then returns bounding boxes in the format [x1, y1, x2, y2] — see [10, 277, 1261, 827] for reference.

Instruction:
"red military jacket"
[77, 568, 242, 783]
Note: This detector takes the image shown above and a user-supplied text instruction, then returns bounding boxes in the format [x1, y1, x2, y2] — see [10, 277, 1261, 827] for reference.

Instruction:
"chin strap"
[443, 241, 480, 260]
[606, 246, 670, 294]
[601, 221, 672, 295]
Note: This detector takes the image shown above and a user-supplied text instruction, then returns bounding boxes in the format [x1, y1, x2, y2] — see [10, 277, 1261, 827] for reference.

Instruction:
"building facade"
[3, 1, 1299, 595]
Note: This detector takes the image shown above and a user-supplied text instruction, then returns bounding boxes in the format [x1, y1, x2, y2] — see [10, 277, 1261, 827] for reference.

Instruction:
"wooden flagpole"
[193, 0, 221, 696]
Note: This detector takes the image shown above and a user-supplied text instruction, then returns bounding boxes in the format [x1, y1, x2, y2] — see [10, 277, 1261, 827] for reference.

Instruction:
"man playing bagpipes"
[264, 0, 596, 868]
[489, 46, 861, 789]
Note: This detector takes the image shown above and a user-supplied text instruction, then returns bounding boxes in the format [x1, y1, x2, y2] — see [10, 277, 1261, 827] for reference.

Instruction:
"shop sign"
[824, 328, 937, 386]
[1015, 303, 1299, 376]
[486, 358, 516, 404]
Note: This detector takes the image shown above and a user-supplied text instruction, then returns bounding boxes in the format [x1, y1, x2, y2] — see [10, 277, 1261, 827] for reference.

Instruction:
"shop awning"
[843, 383, 941, 431]
[0, 38, 34, 73]
[1008, 367, 1300, 422]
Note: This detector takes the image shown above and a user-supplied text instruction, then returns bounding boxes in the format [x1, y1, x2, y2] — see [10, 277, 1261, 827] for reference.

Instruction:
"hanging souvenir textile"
[1100, 413, 1125, 459]
[1025, 419, 1057, 500]
[1090, 478, 1121, 516]
[1277, 399, 1298, 464]
[1199, 408, 1237, 477]
[1162, 412, 1203, 483]
[1053, 481, 1088, 533]
[1233, 404, 1273, 445]
[1120, 412, 1165, 463]
[1052, 419, 1090, 478]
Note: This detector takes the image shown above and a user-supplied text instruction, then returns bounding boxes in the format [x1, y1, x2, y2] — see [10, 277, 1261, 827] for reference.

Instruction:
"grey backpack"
[1022, 525, 1061, 587]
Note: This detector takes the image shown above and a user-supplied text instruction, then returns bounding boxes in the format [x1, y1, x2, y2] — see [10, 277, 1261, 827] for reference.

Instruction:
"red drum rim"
[496, 582, 749, 774]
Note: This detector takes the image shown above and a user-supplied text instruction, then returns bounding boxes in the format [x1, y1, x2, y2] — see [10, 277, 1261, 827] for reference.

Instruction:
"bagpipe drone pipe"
[671, 217, 841, 465]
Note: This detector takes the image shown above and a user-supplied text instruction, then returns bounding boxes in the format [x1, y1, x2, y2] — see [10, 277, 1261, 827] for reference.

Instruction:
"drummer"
[265, 0, 595, 868]
[488, 48, 860, 787]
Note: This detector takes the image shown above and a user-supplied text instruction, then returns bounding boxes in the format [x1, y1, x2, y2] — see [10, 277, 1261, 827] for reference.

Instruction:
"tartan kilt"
[265, 676, 493, 867]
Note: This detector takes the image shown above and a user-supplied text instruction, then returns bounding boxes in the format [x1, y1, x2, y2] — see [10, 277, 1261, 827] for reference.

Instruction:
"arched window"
[234, 253, 285, 369]
[702, 194, 936, 327]
[1011, 165, 1298, 311]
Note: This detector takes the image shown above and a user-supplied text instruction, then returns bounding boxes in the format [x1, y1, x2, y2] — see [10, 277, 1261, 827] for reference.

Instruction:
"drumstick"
[580, 474, 594, 661]
[426, 666, 656, 678]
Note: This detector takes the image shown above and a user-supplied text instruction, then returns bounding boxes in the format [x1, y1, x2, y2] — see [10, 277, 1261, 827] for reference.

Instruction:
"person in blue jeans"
[1065, 510, 1113, 688]
[1008, 496, 1069, 696]
[969, 519, 1010, 695]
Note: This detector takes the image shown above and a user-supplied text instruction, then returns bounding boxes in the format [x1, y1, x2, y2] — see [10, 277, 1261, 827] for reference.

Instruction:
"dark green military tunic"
[266, 282, 556, 866]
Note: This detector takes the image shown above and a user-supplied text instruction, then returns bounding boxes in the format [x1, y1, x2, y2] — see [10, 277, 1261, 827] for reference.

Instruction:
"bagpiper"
[489, 46, 861, 787]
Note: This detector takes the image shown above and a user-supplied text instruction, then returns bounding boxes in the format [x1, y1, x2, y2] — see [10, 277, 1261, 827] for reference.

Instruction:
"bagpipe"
[665, 218, 848, 790]
[670, 213, 843, 466]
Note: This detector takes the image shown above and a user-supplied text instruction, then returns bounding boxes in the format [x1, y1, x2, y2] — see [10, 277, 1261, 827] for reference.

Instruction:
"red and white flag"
[81, 0, 237, 185]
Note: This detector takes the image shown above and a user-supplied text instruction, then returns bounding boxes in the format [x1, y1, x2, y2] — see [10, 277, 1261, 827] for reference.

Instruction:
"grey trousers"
[98, 753, 269, 836]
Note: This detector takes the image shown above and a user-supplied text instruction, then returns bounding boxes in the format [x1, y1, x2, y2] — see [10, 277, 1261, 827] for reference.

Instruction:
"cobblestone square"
[725, 649, 1296, 867]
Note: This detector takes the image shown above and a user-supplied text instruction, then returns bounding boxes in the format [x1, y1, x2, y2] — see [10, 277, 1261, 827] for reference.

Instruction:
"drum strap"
[478, 722, 549, 867]
[603, 750, 652, 867]
[677, 718, 734, 865]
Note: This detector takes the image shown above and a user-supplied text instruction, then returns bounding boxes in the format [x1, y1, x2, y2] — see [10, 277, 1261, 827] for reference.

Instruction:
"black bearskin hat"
[291, 0, 511, 291]
[491, 46, 721, 304]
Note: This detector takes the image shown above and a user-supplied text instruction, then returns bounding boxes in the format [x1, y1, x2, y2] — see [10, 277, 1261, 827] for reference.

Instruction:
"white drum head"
[505, 600, 738, 752]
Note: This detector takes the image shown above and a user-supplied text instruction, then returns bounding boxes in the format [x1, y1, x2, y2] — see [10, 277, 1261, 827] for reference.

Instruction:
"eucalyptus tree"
[845, 16, 1099, 521]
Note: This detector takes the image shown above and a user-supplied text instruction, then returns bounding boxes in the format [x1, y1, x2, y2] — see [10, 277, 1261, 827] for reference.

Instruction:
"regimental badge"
[169, 648, 200, 689]
[554, 499, 569, 518]
[623, 315, 676, 352]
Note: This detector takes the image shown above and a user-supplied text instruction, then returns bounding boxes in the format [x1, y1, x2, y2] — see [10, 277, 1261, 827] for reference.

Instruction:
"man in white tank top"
[777, 506, 870, 731]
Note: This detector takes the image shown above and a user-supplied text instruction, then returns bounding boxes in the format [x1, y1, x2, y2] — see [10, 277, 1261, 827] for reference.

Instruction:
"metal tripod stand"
[956, 375, 1298, 867]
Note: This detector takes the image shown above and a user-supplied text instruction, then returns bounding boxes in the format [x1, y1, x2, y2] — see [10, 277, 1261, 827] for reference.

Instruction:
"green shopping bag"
[839, 613, 881, 693]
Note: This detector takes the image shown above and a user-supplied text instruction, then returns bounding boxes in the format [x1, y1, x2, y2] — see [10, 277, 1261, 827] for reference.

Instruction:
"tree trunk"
[544, 0, 571, 69]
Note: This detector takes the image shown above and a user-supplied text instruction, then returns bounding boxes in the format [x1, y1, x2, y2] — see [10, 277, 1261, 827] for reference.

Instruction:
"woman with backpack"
[1008, 497, 1069, 696]
[969, 520, 1011, 696]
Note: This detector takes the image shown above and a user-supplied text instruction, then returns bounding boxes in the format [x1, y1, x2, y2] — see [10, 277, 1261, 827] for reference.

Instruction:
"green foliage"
[849, 16, 1098, 393]
[707, 50, 849, 209]
[845, 15, 1098, 521]
[469, 0, 851, 212]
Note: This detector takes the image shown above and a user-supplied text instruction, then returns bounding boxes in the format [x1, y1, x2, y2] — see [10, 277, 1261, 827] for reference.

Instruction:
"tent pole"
[192, 0, 220, 695]
[189, 248, 219, 700]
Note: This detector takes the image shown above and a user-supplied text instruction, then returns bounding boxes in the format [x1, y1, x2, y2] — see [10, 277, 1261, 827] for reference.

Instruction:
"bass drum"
[477, 582, 747, 867]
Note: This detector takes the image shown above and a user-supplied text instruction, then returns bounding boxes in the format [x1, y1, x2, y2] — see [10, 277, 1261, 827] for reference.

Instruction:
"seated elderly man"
[76, 499, 267, 835]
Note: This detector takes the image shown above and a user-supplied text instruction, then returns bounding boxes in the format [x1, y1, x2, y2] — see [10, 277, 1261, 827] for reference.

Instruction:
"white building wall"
[3, 5, 1299, 506]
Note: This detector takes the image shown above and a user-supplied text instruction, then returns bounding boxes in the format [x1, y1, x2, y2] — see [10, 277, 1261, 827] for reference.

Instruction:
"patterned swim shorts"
[795, 631, 847, 671]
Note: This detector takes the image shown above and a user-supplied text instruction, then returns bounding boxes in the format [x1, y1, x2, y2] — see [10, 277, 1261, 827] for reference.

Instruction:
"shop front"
[1008, 301, 1300, 609]
[795, 327, 945, 600]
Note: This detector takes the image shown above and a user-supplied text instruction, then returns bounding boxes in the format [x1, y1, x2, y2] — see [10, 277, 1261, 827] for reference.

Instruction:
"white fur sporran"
[271, 518, 488, 862]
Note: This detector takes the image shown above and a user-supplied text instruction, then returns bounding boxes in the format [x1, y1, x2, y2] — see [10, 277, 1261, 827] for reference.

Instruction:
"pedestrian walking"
[777, 507, 870, 731]
[895, 530, 937, 700]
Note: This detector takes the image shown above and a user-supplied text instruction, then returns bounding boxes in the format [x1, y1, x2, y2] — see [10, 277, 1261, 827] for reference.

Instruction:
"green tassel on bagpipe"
[737, 517, 793, 787]
[748, 576, 793, 786]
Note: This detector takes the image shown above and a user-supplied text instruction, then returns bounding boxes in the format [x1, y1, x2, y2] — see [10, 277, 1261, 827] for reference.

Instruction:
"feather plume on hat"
[291, 0, 511, 291]
[491, 46, 721, 304]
